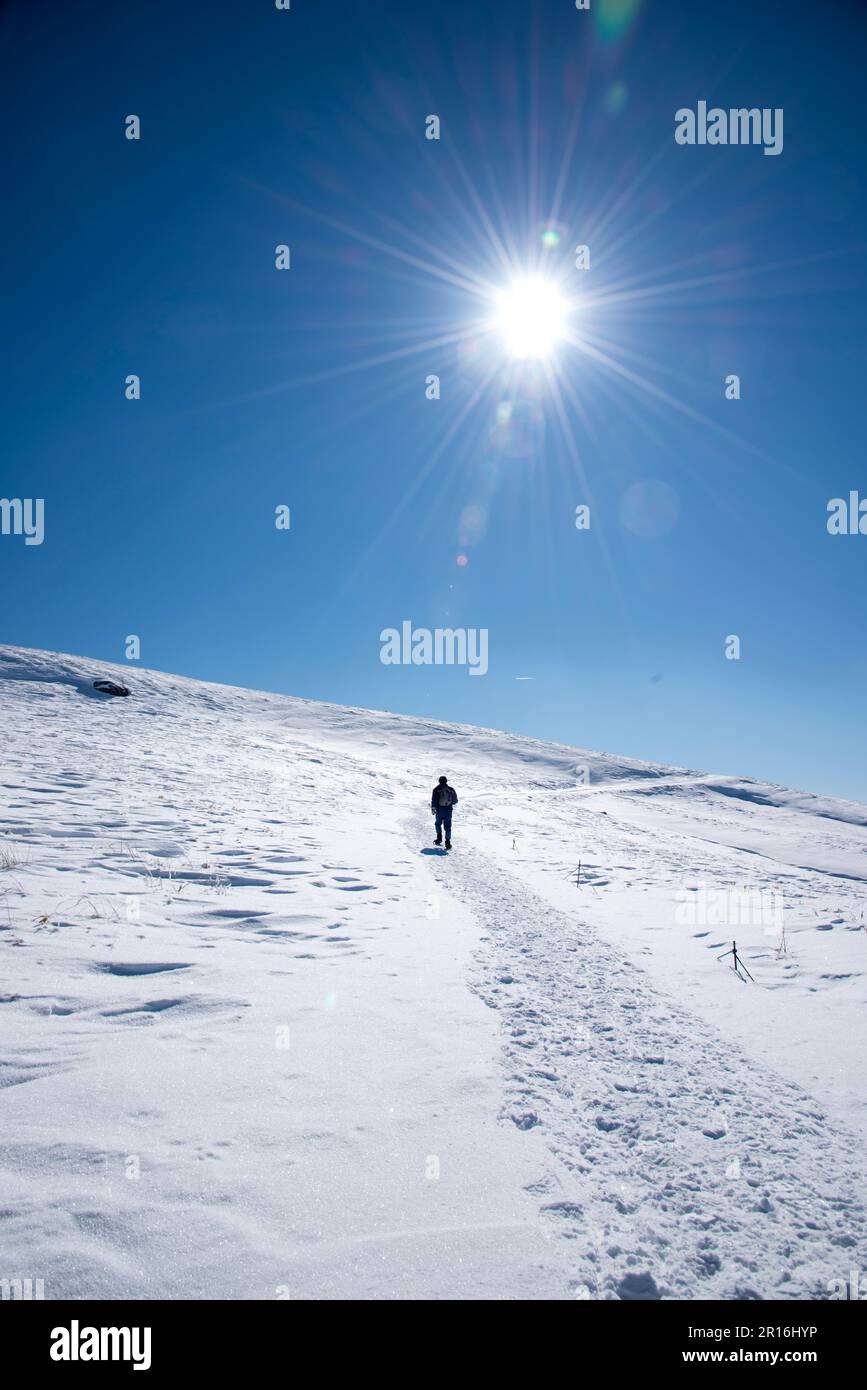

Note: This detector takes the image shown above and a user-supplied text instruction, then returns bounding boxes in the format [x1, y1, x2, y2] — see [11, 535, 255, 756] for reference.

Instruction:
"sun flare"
[491, 275, 569, 360]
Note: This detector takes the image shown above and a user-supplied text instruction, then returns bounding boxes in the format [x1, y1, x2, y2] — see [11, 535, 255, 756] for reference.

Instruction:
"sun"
[491, 275, 569, 360]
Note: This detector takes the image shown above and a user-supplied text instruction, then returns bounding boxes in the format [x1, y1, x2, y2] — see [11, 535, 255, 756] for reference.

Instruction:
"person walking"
[430, 775, 458, 850]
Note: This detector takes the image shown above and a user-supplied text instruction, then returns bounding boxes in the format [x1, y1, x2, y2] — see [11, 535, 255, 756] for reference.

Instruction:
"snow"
[1, 644, 865, 1300]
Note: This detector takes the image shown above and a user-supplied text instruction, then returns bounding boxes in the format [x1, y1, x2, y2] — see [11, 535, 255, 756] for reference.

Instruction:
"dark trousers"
[434, 807, 453, 840]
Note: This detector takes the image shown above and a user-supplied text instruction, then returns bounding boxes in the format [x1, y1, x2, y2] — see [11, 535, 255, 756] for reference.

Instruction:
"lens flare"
[595, 0, 643, 43]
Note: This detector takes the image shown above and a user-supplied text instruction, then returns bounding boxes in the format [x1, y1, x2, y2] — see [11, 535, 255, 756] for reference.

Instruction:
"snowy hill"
[2, 645, 866, 1300]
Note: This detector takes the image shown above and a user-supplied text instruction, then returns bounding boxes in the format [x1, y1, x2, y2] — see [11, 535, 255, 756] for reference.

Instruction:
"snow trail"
[422, 821, 867, 1300]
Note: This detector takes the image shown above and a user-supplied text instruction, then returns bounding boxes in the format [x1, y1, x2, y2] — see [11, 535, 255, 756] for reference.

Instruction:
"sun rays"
[223, 6, 832, 621]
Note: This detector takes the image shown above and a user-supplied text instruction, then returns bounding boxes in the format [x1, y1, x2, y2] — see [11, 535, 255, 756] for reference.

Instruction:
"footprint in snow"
[616, 1271, 661, 1301]
[541, 1200, 583, 1218]
[510, 1111, 541, 1130]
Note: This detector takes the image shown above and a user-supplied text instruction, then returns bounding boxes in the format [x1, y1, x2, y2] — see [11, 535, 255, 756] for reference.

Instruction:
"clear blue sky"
[3, 0, 867, 800]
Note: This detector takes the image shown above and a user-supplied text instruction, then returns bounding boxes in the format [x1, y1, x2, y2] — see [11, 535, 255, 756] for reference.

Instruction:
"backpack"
[437, 786, 453, 807]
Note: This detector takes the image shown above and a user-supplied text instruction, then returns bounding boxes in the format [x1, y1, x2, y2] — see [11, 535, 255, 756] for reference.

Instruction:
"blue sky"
[3, 0, 867, 800]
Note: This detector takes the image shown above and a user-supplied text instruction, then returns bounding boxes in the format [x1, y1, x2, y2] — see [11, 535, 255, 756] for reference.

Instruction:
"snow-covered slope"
[1, 645, 865, 1300]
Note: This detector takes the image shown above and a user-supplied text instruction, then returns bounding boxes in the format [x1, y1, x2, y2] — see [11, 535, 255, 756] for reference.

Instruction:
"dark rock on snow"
[92, 679, 130, 698]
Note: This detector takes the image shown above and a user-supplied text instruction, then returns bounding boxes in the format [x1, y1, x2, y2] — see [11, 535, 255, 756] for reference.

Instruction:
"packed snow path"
[423, 824, 867, 1300]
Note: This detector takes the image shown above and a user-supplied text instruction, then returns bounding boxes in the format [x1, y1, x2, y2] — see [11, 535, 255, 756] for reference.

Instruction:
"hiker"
[431, 775, 458, 849]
